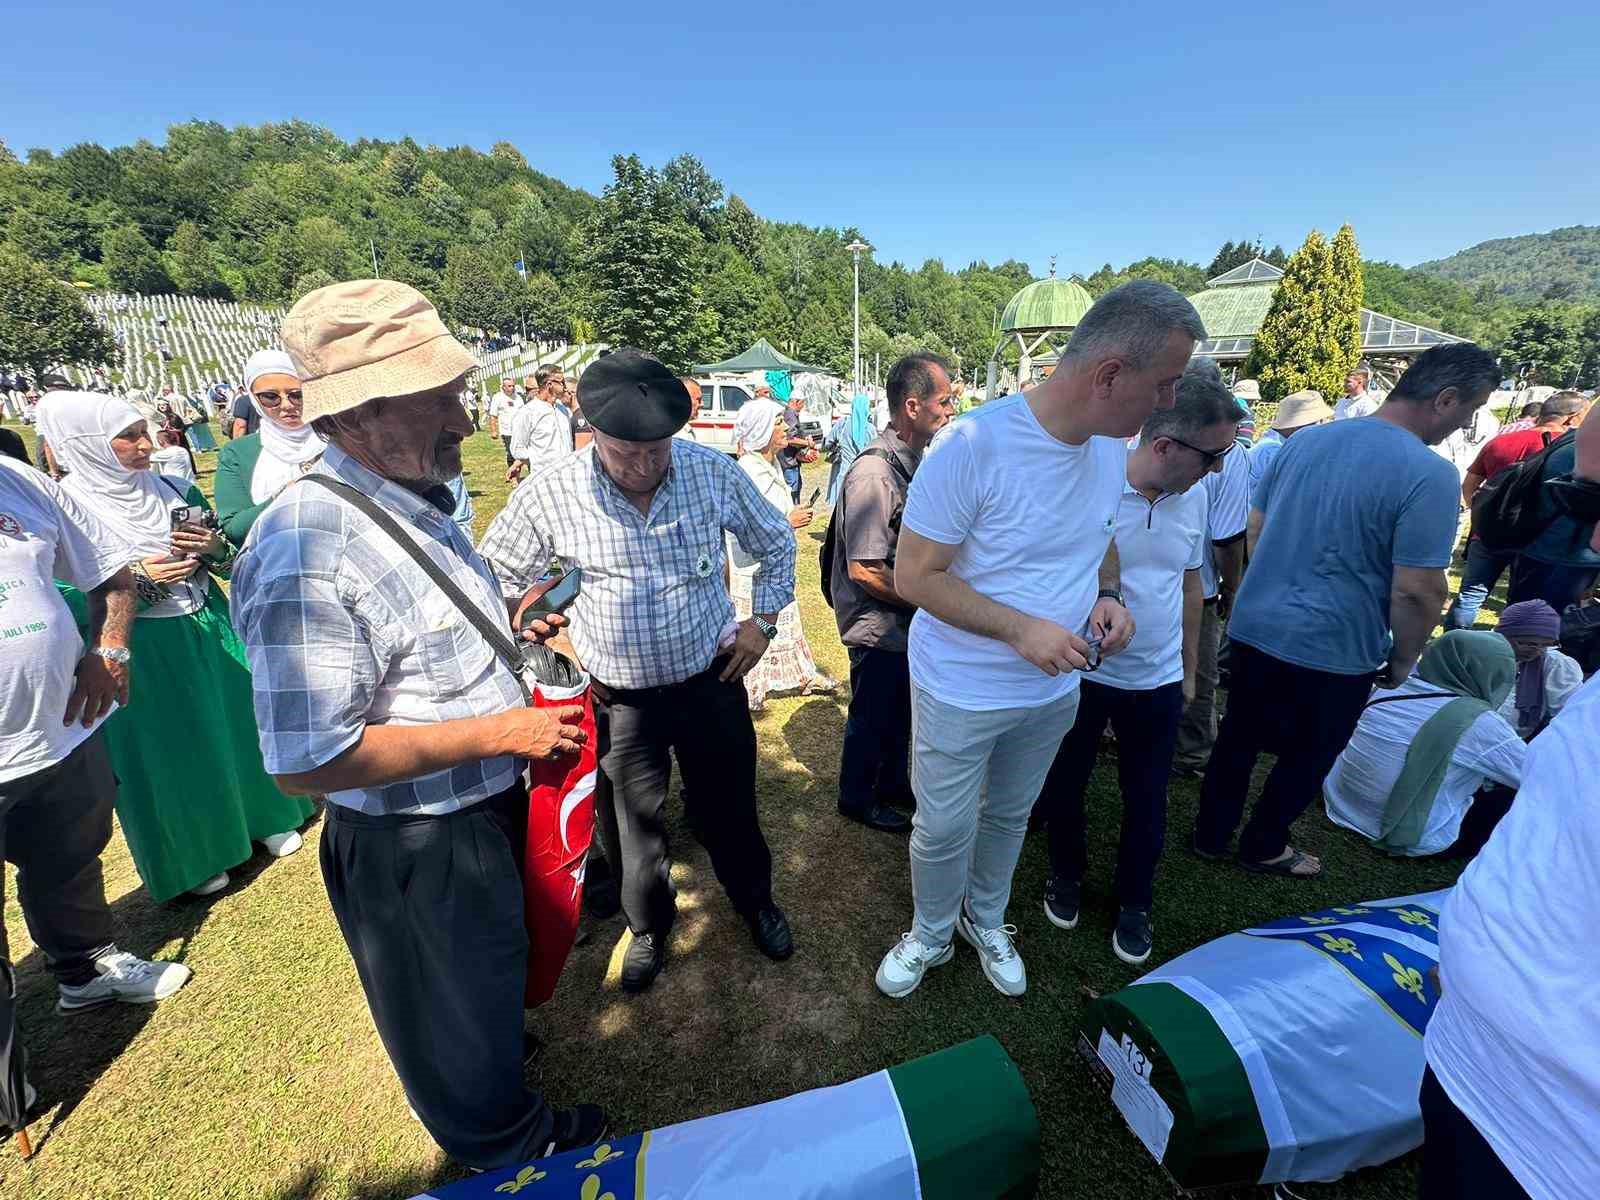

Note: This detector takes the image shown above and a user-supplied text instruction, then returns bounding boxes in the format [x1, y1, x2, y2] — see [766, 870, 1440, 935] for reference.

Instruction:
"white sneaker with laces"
[259, 830, 303, 858]
[875, 932, 954, 998]
[57, 950, 193, 1014]
[190, 871, 229, 897]
[957, 909, 1026, 996]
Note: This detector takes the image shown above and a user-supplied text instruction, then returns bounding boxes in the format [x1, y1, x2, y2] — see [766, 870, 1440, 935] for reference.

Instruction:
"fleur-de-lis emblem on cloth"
[494, 1165, 547, 1194]
[1394, 909, 1437, 932]
[1384, 952, 1427, 1002]
[577, 1144, 624, 1169]
[1300, 915, 1338, 926]
[1332, 907, 1371, 916]
[1316, 933, 1362, 960]
[579, 1176, 616, 1200]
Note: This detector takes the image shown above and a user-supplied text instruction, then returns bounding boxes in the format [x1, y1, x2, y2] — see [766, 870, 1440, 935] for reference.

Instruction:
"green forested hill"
[1415, 224, 1600, 302]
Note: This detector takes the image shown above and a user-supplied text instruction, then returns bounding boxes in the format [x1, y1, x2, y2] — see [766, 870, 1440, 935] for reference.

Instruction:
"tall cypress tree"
[1247, 230, 1349, 402]
[1329, 223, 1365, 379]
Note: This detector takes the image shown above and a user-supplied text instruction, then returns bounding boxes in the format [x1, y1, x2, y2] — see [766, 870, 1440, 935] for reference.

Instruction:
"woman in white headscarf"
[36, 391, 314, 901]
[727, 399, 835, 712]
[213, 349, 325, 544]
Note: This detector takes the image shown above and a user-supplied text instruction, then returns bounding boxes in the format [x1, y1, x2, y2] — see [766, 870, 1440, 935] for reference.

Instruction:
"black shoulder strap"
[300, 475, 531, 704]
[1363, 690, 1459, 710]
[855, 446, 912, 487]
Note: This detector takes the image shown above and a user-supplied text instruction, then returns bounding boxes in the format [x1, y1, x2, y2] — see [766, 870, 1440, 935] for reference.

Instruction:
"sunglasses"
[1162, 434, 1235, 467]
[253, 389, 303, 408]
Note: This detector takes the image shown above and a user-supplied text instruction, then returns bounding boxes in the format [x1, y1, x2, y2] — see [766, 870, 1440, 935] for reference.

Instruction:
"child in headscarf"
[1494, 600, 1585, 739]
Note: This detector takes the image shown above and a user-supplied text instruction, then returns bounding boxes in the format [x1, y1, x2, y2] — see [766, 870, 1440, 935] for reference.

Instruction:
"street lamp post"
[847, 239, 870, 392]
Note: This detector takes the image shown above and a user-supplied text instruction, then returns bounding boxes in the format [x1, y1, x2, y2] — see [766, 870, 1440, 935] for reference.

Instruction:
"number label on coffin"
[1097, 1028, 1173, 1161]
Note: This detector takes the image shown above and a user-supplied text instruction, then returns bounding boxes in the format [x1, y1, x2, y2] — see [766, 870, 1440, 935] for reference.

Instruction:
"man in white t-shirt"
[874, 280, 1205, 1000]
[0, 458, 192, 1091]
[488, 377, 521, 464]
[1332, 360, 1380, 421]
[1421, 668, 1600, 1199]
[506, 364, 573, 484]
[1033, 362, 1240, 965]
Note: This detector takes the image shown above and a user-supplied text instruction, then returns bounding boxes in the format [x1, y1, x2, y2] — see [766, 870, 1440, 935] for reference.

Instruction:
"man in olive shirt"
[831, 353, 955, 833]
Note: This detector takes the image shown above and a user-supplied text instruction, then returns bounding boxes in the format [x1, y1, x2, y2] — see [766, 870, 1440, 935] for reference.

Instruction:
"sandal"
[1237, 847, 1324, 878]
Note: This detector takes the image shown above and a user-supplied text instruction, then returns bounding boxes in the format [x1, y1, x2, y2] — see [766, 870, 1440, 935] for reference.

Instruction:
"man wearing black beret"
[481, 349, 799, 993]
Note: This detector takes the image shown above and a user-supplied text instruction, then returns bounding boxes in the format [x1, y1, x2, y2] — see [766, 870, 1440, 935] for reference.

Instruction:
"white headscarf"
[733, 398, 784, 456]
[243, 348, 324, 503]
[37, 391, 174, 557]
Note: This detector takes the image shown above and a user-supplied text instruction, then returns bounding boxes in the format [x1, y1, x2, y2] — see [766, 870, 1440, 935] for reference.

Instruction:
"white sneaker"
[957, 909, 1026, 997]
[259, 830, 303, 858]
[875, 932, 953, 998]
[190, 871, 229, 897]
[57, 950, 193, 1014]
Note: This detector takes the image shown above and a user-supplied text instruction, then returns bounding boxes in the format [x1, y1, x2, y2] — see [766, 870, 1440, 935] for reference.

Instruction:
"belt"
[592, 655, 730, 706]
[324, 780, 525, 828]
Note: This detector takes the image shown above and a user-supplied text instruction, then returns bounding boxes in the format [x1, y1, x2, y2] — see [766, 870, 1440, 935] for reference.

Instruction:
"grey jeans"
[908, 684, 1081, 948]
[1174, 600, 1222, 771]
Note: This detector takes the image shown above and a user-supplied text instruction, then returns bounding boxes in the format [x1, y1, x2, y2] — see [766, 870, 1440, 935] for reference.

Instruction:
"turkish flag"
[521, 672, 597, 1007]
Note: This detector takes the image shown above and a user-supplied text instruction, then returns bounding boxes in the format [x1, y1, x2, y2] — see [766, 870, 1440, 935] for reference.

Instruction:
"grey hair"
[1540, 390, 1589, 421]
[1389, 343, 1500, 407]
[1142, 358, 1241, 442]
[1061, 280, 1208, 371]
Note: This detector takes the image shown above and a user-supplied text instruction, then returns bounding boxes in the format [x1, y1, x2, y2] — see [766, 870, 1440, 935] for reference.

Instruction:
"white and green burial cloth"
[413, 1034, 1038, 1199]
[1079, 890, 1447, 1190]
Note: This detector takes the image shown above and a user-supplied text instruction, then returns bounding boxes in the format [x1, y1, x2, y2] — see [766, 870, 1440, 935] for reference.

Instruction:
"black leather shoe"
[541, 1103, 610, 1156]
[838, 801, 913, 834]
[620, 931, 666, 993]
[746, 902, 795, 961]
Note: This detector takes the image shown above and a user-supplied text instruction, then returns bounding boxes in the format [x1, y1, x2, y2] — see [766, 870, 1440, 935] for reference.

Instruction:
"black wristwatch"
[1097, 588, 1126, 607]
[752, 615, 778, 641]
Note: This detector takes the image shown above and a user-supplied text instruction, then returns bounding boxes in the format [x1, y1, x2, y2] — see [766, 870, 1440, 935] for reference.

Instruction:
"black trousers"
[1419, 1065, 1530, 1199]
[594, 659, 773, 936]
[1195, 641, 1376, 863]
[1037, 679, 1184, 911]
[837, 646, 913, 813]
[320, 784, 552, 1170]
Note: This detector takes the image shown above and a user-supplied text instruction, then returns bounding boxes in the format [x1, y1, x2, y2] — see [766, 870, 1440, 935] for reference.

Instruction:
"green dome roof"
[1000, 277, 1094, 333]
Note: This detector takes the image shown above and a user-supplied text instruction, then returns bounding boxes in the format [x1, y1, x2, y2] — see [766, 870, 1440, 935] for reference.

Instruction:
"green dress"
[64, 483, 314, 902]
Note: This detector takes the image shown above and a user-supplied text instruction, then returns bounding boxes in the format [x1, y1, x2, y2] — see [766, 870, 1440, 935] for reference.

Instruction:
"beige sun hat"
[281, 280, 476, 423]
[1233, 378, 1261, 402]
[1271, 389, 1333, 430]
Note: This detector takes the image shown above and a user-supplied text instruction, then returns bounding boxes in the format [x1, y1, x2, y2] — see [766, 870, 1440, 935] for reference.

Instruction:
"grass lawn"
[3, 419, 1493, 1200]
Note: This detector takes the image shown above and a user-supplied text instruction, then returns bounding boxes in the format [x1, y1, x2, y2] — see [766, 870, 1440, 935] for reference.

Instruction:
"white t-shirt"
[1323, 675, 1526, 855]
[1332, 392, 1380, 421]
[150, 445, 196, 486]
[1425, 672, 1600, 1199]
[489, 391, 521, 423]
[0, 458, 130, 784]
[903, 393, 1125, 711]
[509, 399, 573, 478]
[1094, 480, 1205, 691]
[1197, 442, 1249, 599]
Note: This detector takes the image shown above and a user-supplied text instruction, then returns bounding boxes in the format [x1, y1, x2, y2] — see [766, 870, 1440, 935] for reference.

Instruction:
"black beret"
[578, 349, 690, 442]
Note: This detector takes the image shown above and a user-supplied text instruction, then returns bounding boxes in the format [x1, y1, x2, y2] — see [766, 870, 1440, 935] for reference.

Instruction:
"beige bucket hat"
[281, 280, 476, 423]
[1232, 379, 1261, 402]
[1271, 389, 1333, 430]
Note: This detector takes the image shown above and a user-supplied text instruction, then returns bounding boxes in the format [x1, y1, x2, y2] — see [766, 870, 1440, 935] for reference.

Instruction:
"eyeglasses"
[253, 389, 303, 408]
[1162, 434, 1235, 467]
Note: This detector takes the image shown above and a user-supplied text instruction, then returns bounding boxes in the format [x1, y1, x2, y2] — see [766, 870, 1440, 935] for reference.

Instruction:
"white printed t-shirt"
[0, 457, 129, 783]
[902, 393, 1126, 711]
[1424, 672, 1600, 1199]
[1093, 480, 1205, 691]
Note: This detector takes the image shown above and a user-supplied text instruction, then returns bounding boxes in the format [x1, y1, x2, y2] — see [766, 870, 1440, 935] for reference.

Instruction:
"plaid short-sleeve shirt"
[230, 445, 525, 816]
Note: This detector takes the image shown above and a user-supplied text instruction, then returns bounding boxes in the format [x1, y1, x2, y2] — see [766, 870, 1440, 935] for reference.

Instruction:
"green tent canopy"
[692, 338, 833, 376]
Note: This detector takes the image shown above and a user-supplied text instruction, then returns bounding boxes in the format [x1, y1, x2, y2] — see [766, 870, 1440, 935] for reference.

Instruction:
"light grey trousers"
[908, 684, 1081, 948]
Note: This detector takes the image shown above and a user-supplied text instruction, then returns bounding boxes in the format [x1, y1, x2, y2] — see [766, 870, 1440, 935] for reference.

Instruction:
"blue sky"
[7, 1, 1597, 277]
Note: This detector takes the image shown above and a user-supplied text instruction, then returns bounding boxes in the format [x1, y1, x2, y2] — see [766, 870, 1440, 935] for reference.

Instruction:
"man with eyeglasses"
[1032, 361, 1239, 966]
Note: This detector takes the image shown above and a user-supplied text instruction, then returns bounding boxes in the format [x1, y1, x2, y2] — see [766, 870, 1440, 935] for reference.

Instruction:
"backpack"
[820, 447, 912, 609]
[1470, 429, 1572, 552]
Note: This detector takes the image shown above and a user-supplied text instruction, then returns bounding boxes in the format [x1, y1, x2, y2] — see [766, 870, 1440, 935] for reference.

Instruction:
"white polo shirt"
[1093, 479, 1206, 691]
[1197, 442, 1249, 599]
[489, 390, 521, 425]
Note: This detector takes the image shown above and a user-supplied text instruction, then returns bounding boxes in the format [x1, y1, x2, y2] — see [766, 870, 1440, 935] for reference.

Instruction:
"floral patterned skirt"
[731, 571, 832, 711]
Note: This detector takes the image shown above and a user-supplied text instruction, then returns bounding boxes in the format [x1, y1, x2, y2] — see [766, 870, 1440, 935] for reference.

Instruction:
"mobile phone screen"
[807, 486, 822, 506]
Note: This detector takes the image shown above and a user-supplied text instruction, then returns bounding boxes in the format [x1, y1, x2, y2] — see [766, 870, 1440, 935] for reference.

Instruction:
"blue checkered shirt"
[480, 439, 797, 688]
[230, 444, 525, 816]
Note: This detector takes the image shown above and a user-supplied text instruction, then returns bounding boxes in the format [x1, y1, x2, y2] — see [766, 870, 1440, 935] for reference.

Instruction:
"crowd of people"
[3, 273, 1597, 1199]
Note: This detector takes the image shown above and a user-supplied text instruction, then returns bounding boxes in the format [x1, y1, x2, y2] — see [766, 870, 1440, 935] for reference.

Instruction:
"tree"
[441, 244, 513, 333]
[291, 269, 337, 302]
[724, 194, 762, 265]
[164, 221, 228, 297]
[1503, 306, 1582, 386]
[101, 224, 171, 293]
[1246, 230, 1350, 403]
[0, 249, 118, 380]
[661, 153, 724, 236]
[1327, 224, 1365, 379]
[580, 154, 707, 369]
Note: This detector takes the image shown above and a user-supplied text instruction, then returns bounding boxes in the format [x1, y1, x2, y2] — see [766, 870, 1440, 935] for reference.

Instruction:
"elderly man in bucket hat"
[481, 349, 799, 995]
[1246, 388, 1332, 492]
[230, 280, 606, 1169]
